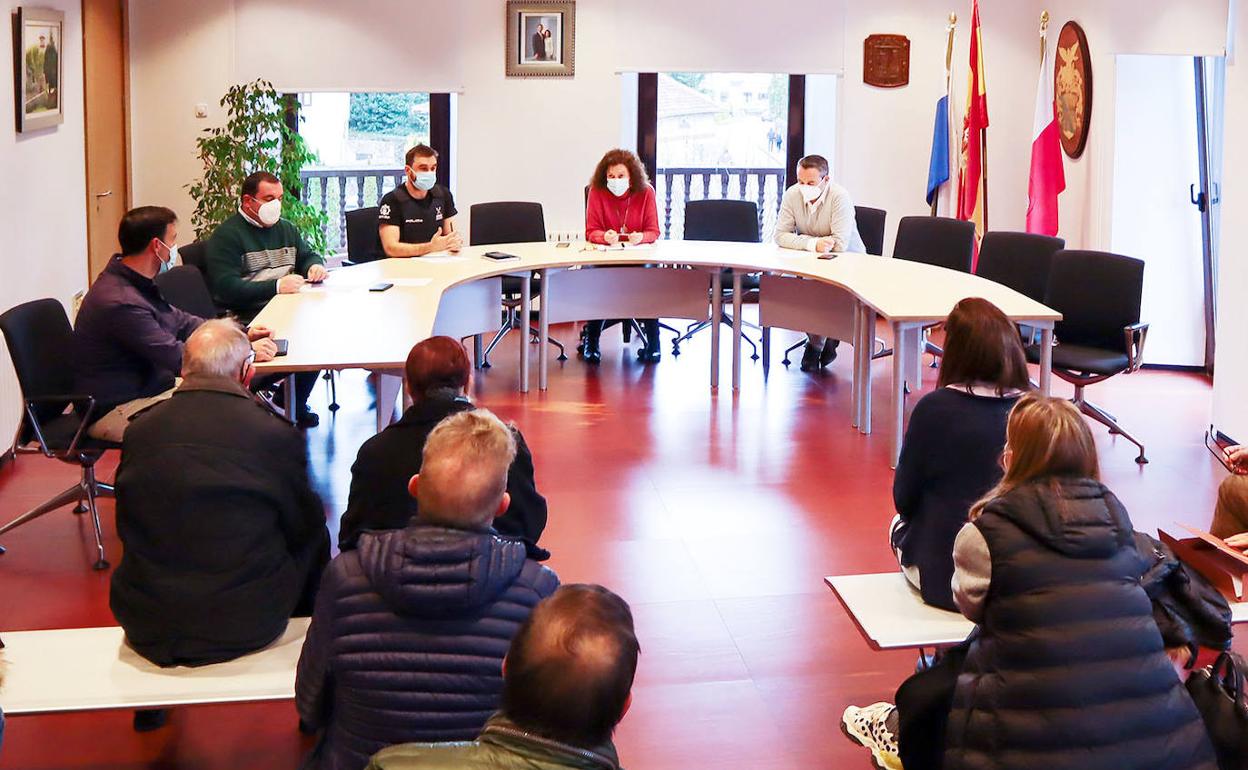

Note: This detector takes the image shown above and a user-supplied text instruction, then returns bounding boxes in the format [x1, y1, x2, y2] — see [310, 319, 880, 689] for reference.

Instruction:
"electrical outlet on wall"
[194, 103, 209, 119]
[546, 230, 580, 243]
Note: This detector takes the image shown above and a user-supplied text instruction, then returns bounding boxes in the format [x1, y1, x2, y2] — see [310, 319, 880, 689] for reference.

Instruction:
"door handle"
[94, 190, 113, 198]
[1190, 184, 1207, 213]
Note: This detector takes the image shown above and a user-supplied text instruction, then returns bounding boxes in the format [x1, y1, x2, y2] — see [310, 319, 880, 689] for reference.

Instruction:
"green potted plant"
[187, 79, 328, 253]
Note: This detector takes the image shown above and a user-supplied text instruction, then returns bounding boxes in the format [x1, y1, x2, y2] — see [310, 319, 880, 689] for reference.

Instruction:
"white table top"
[826, 573, 973, 650]
[0, 618, 309, 715]
[827, 572, 1248, 651]
[251, 241, 1060, 373]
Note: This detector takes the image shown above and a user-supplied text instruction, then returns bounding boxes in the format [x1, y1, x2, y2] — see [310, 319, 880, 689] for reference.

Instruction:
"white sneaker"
[842, 702, 903, 770]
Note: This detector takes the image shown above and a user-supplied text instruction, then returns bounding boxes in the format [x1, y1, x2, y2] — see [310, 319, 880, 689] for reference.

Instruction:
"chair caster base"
[1135, 455, 1149, 465]
[74, 501, 88, 514]
[480, 360, 492, 369]
[557, 353, 568, 362]
[328, 403, 340, 412]
[93, 558, 110, 571]
[751, 353, 760, 361]
[0, 543, 6, 555]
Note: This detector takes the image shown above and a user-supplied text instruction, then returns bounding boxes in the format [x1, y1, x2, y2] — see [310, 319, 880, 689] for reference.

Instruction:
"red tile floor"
[0, 320, 1243, 769]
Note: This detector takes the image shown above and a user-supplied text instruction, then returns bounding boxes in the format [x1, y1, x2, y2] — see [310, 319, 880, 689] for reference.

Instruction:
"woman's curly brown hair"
[589, 148, 649, 195]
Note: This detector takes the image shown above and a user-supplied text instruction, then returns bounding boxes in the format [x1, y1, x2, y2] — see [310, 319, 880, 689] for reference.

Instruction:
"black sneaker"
[297, 410, 320, 429]
[799, 343, 821, 372]
[133, 708, 169, 732]
[820, 340, 840, 368]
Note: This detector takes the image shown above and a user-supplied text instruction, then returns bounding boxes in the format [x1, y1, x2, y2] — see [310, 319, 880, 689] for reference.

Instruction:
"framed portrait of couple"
[506, 1, 575, 78]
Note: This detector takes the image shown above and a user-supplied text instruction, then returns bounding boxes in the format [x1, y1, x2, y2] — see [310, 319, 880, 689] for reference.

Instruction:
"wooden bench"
[0, 618, 309, 715]
[826, 572, 1248, 652]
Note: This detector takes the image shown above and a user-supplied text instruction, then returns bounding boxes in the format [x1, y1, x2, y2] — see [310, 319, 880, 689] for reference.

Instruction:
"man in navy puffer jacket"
[295, 409, 560, 770]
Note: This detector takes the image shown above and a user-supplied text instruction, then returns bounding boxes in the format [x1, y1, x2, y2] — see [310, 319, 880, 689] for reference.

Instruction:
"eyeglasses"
[240, 349, 256, 380]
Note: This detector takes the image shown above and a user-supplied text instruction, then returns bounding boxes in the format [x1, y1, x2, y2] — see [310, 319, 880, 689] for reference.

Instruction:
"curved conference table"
[250, 241, 1061, 467]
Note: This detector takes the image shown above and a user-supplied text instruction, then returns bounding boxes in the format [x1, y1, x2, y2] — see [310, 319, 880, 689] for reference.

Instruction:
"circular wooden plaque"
[1054, 21, 1092, 159]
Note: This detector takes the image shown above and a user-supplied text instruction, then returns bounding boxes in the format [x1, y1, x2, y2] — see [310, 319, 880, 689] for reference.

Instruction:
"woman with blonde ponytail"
[942, 393, 1214, 770]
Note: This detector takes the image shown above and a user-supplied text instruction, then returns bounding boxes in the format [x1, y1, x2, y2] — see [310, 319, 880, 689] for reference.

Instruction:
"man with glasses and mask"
[111, 319, 329, 689]
[378, 145, 462, 257]
[206, 171, 328, 426]
[73, 206, 277, 442]
[774, 154, 866, 372]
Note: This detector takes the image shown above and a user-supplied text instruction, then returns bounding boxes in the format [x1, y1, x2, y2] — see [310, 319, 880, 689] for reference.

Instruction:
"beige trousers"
[86, 381, 180, 442]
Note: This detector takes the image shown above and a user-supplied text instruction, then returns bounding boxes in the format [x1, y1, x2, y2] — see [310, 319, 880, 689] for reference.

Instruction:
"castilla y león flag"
[957, 0, 988, 244]
[1026, 26, 1065, 236]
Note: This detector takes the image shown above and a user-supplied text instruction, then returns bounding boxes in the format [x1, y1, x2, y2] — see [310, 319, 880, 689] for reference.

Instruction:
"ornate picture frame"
[12, 6, 65, 133]
[863, 34, 911, 89]
[1054, 20, 1092, 159]
[505, 1, 575, 78]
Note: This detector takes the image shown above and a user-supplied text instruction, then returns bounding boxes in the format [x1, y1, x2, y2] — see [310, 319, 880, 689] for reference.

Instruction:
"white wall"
[125, 0, 1231, 251]
[0, 0, 89, 447]
[1213, 0, 1248, 441]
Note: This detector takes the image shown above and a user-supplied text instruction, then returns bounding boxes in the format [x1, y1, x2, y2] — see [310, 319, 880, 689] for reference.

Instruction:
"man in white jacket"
[774, 155, 866, 371]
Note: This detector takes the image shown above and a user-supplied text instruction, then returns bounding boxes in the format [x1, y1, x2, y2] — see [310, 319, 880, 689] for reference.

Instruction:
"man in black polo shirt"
[377, 144, 463, 257]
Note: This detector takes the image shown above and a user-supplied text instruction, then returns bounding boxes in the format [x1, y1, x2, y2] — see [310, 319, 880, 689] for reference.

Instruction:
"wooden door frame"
[81, 0, 133, 283]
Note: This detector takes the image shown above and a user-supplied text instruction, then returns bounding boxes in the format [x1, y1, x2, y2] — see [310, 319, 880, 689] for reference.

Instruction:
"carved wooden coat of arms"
[1054, 21, 1092, 159]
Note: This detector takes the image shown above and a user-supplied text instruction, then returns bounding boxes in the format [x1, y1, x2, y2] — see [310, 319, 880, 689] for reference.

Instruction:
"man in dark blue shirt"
[73, 206, 276, 441]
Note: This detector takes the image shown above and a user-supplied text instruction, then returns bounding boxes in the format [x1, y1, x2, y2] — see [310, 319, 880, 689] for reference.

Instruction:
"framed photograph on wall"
[506, 1, 575, 78]
[12, 6, 65, 132]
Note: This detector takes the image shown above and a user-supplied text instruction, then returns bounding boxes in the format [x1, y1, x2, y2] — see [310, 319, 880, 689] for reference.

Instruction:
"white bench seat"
[826, 573, 1248, 652]
[0, 618, 309, 715]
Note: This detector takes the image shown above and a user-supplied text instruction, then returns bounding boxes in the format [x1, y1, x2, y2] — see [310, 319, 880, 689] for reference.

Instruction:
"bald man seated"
[111, 319, 330, 672]
[296, 409, 560, 770]
[365, 584, 639, 770]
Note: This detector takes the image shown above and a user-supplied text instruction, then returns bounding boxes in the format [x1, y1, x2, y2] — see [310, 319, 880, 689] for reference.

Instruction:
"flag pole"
[1040, 10, 1050, 63]
[932, 12, 958, 216]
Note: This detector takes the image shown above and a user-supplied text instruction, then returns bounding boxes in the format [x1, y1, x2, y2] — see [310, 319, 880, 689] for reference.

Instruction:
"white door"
[1110, 55, 1206, 367]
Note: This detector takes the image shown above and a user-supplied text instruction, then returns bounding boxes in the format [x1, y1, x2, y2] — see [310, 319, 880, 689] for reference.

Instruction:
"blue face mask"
[157, 240, 178, 273]
[410, 170, 437, 191]
[606, 177, 630, 197]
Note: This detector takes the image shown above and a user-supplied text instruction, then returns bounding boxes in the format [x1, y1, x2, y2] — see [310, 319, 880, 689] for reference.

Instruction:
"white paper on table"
[419, 253, 468, 264]
[390, 278, 433, 287]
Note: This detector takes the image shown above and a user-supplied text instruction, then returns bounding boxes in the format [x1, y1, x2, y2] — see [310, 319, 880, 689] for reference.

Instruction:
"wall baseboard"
[1140, 363, 1209, 374]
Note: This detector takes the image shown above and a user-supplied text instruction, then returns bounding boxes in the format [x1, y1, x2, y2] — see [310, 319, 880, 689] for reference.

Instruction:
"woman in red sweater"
[582, 148, 662, 363]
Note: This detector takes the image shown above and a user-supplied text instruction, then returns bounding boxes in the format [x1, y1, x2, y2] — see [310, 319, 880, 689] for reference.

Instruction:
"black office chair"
[178, 240, 209, 278]
[975, 231, 1065, 302]
[0, 299, 118, 569]
[344, 207, 385, 264]
[890, 216, 977, 363]
[781, 205, 886, 366]
[1025, 250, 1150, 464]
[674, 199, 761, 360]
[469, 202, 565, 367]
[855, 206, 888, 256]
[976, 231, 1066, 344]
[893, 216, 976, 272]
[155, 265, 219, 319]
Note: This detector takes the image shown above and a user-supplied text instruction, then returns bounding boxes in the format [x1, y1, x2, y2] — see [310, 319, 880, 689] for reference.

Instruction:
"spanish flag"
[957, 0, 989, 250]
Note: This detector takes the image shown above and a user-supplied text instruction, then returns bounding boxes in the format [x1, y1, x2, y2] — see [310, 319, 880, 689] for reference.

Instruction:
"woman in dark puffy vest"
[944, 394, 1215, 770]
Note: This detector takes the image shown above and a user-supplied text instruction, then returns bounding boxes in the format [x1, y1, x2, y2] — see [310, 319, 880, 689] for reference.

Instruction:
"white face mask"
[257, 198, 283, 227]
[799, 182, 824, 203]
[606, 177, 630, 197]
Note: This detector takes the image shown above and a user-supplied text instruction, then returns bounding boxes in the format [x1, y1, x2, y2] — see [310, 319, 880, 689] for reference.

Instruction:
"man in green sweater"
[206, 171, 328, 426]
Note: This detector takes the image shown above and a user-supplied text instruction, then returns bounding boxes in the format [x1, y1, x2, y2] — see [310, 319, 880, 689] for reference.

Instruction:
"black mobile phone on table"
[483, 251, 519, 261]
[273, 338, 289, 356]
[369, 282, 394, 292]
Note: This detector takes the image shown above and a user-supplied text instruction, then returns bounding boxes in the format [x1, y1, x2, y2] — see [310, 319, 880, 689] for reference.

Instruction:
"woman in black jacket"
[338, 336, 548, 559]
[890, 298, 1030, 609]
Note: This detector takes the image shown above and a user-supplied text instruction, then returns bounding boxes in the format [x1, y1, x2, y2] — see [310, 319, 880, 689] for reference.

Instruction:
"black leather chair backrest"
[179, 241, 209, 277]
[345, 206, 385, 263]
[855, 206, 887, 256]
[155, 265, 218, 320]
[893, 216, 976, 272]
[1045, 249, 1144, 352]
[683, 199, 760, 243]
[0, 298, 76, 428]
[975, 231, 1065, 302]
[470, 202, 547, 246]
